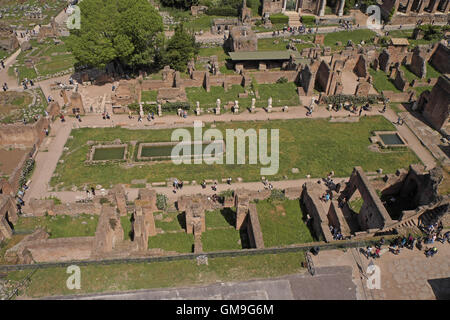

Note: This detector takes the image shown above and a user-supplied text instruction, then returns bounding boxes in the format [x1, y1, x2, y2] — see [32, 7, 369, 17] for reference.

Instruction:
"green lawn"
[148, 232, 194, 253]
[0, 48, 8, 60]
[369, 68, 400, 93]
[257, 199, 314, 247]
[7, 251, 305, 298]
[50, 116, 421, 189]
[120, 214, 133, 241]
[201, 228, 242, 252]
[13, 214, 99, 239]
[324, 29, 376, 51]
[205, 208, 236, 228]
[154, 212, 185, 232]
[198, 46, 229, 62]
[401, 63, 442, 83]
[186, 82, 299, 109]
[141, 90, 158, 102]
[413, 86, 433, 96]
[9, 39, 75, 81]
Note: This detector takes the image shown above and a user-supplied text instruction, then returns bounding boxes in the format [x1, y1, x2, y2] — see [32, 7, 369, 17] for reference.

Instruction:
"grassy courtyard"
[256, 199, 314, 247]
[9, 38, 75, 81]
[50, 116, 420, 189]
[13, 214, 99, 239]
[369, 68, 400, 93]
[6, 251, 306, 298]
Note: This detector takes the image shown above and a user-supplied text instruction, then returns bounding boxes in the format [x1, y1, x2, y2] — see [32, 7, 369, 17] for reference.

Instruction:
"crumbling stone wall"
[409, 46, 428, 78]
[185, 201, 206, 234]
[0, 195, 18, 241]
[0, 116, 49, 148]
[246, 203, 264, 248]
[429, 42, 450, 75]
[341, 167, 393, 231]
[422, 74, 450, 130]
[354, 55, 368, 78]
[93, 205, 124, 254]
[301, 182, 334, 242]
[393, 68, 410, 91]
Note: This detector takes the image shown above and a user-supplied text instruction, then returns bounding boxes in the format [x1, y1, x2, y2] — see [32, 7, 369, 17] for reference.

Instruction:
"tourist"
[44, 128, 49, 136]
[179, 180, 183, 189]
[60, 114, 65, 122]
[147, 113, 152, 122]
[359, 107, 363, 117]
[76, 112, 81, 122]
[128, 111, 132, 119]
[86, 189, 90, 198]
[30, 80, 34, 86]
[227, 177, 232, 185]
[201, 180, 206, 189]
[102, 112, 106, 120]
[106, 112, 110, 120]
[425, 247, 437, 258]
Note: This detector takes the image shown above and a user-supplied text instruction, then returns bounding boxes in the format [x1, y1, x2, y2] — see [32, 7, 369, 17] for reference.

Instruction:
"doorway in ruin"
[380, 178, 418, 220]
[286, 0, 297, 11]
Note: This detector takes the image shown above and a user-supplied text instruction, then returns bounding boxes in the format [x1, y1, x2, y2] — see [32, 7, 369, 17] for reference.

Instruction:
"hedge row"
[301, 15, 315, 25]
[269, 13, 288, 25]
[127, 102, 191, 114]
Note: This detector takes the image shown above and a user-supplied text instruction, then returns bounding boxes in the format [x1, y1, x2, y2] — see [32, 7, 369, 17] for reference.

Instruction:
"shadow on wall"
[428, 278, 450, 300]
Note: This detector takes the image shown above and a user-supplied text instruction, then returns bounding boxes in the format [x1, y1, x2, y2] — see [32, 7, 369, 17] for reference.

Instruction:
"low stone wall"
[246, 203, 264, 249]
[88, 143, 128, 163]
[0, 116, 49, 148]
[382, 90, 415, 102]
[26, 237, 95, 262]
[28, 198, 101, 216]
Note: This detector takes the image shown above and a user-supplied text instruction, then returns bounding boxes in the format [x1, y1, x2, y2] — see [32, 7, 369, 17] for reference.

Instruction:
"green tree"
[67, 0, 164, 70]
[164, 23, 199, 72]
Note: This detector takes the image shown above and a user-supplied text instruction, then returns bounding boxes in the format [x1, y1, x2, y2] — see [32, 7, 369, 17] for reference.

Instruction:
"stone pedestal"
[215, 98, 221, 115]
[157, 104, 162, 117]
[233, 100, 239, 114]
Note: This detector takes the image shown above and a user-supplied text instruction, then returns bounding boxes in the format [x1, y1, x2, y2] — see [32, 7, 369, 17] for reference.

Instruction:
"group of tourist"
[172, 178, 184, 193]
[363, 239, 384, 259]
[15, 185, 29, 214]
[262, 177, 273, 190]
[101, 112, 111, 120]
[22, 78, 34, 90]
[85, 187, 96, 198]
[329, 225, 344, 240]
[177, 109, 188, 118]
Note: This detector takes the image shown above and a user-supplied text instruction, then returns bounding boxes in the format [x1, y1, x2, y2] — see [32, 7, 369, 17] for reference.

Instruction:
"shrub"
[301, 15, 315, 25]
[218, 189, 234, 198]
[269, 13, 288, 25]
[156, 193, 168, 211]
[276, 77, 288, 84]
[162, 102, 191, 112]
[269, 189, 286, 202]
[206, 7, 238, 16]
[99, 197, 110, 205]
[19, 158, 35, 188]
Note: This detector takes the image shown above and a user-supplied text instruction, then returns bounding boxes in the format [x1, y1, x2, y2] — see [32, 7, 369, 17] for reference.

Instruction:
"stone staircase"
[285, 11, 301, 28]
[381, 199, 449, 235]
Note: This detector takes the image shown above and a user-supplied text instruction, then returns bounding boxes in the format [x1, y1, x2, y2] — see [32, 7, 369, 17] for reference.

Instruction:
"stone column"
[430, 0, 440, 12]
[417, 0, 425, 13]
[442, 0, 450, 13]
[251, 98, 256, 113]
[338, 0, 345, 16]
[405, 0, 414, 13]
[282, 0, 287, 12]
[157, 104, 162, 116]
[215, 98, 221, 115]
[319, 0, 327, 16]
